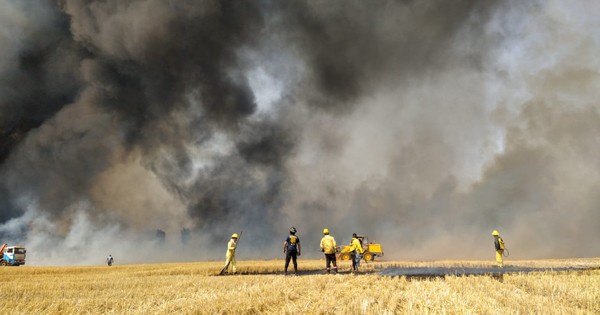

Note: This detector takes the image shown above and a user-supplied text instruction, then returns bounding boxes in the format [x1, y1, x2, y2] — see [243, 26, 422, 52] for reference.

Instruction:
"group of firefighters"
[218, 228, 508, 275]
[103, 229, 507, 271]
[220, 227, 366, 275]
[319, 228, 365, 275]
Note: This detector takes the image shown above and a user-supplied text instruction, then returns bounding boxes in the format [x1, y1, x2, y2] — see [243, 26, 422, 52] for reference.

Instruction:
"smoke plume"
[1, 0, 599, 265]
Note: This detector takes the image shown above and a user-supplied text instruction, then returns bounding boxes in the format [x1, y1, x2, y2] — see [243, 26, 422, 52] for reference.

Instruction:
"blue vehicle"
[0, 243, 26, 266]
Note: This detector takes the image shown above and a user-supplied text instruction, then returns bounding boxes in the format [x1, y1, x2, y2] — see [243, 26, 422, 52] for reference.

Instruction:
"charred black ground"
[215, 265, 599, 279]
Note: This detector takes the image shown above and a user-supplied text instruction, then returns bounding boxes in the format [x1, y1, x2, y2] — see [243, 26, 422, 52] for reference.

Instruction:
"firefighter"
[219, 233, 239, 275]
[105, 254, 114, 266]
[283, 227, 301, 275]
[492, 230, 505, 267]
[320, 228, 337, 274]
[350, 233, 364, 272]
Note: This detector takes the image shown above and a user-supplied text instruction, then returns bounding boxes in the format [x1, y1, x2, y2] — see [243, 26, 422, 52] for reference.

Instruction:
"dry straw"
[1, 259, 598, 314]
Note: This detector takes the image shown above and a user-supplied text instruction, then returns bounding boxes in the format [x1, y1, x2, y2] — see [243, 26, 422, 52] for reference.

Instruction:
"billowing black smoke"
[1, 0, 599, 265]
[0, 1, 83, 165]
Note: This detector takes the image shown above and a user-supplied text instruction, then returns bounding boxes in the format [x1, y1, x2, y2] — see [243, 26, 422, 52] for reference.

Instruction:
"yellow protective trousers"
[496, 250, 504, 267]
[224, 252, 236, 273]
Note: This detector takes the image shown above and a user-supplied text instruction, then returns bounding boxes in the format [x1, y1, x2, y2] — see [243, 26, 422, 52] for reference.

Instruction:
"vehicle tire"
[340, 253, 351, 261]
[0, 261, 7, 266]
[363, 252, 373, 261]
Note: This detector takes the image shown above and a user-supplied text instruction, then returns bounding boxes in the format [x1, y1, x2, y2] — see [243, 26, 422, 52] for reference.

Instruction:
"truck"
[337, 235, 384, 262]
[0, 243, 26, 266]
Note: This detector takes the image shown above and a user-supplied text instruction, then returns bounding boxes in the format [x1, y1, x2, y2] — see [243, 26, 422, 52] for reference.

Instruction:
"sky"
[1, 0, 599, 265]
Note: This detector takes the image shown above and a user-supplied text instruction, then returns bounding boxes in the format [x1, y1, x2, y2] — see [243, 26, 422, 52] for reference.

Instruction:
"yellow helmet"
[323, 228, 329, 235]
[232, 233, 239, 239]
[492, 230, 499, 236]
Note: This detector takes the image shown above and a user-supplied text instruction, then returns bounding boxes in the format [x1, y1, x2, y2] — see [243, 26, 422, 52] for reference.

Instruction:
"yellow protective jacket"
[320, 235, 337, 254]
[226, 238, 237, 256]
[350, 238, 364, 254]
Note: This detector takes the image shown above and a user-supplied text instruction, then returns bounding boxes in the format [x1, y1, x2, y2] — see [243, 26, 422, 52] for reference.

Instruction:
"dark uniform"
[284, 227, 301, 275]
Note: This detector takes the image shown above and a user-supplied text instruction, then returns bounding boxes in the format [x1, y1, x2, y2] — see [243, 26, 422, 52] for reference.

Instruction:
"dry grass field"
[1, 258, 599, 314]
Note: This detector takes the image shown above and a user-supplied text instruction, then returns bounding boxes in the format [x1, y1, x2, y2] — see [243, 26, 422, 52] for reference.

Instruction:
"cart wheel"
[340, 253, 351, 261]
[363, 252, 373, 261]
[0, 261, 7, 266]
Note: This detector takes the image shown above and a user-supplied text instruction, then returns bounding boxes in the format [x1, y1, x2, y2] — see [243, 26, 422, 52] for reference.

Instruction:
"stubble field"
[1, 258, 599, 314]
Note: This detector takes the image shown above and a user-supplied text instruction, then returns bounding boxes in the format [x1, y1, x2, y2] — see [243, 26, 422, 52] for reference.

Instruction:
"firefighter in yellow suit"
[492, 230, 505, 267]
[350, 233, 365, 272]
[220, 233, 238, 275]
[320, 228, 338, 274]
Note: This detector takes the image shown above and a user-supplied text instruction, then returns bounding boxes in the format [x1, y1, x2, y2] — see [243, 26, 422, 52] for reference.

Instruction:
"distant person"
[106, 254, 114, 266]
[350, 233, 364, 272]
[492, 230, 505, 267]
[219, 233, 239, 275]
[283, 227, 301, 275]
[320, 228, 338, 274]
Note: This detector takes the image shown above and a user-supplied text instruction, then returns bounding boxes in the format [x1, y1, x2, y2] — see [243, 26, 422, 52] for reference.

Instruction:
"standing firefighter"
[105, 254, 114, 266]
[320, 228, 338, 274]
[220, 233, 239, 275]
[283, 227, 301, 275]
[492, 230, 505, 267]
[350, 233, 364, 272]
